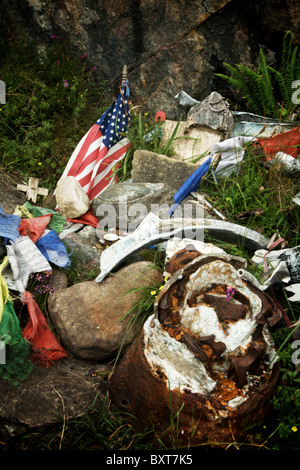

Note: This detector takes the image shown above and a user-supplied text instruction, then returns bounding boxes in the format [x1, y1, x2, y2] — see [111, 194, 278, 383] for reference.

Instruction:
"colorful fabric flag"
[169, 157, 212, 217]
[21, 291, 68, 367]
[0, 258, 10, 323]
[66, 207, 99, 228]
[0, 299, 33, 384]
[35, 229, 71, 268]
[59, 80, 131, 200]
[18, 214, 52, 243]
[0, 206, 21, 242]
[24, 202, 66, 234]
[254, 126, 300, 160]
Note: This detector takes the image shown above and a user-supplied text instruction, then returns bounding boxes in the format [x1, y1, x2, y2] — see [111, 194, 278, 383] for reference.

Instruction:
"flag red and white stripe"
[59, 81, 131, 200]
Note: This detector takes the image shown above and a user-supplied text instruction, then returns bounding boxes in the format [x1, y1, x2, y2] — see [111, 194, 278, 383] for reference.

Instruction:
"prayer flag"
[21, 291, 68, 366]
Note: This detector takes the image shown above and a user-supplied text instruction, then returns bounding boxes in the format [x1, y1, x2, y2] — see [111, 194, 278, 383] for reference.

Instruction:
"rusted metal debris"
[107, 248, 281, 446]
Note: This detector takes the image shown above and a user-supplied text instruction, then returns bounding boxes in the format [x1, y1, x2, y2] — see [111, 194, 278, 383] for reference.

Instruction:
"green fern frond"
[258, 48, 277, 116]
[215, 33, 300, 120]
[280, 30, 294, 77]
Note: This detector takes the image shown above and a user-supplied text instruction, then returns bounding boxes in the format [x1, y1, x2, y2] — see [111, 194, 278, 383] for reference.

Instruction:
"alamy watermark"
[291, 80, 300, 105]
[291, 340, 300, 365]
[95, 198, 205, 241]
[0, 340, 6, 365]
[0, 80, 6, 104]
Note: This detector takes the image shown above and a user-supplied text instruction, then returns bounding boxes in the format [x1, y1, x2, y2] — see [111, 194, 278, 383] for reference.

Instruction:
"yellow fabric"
[0, 257, 10, 323]
[13, 205, 34, 219]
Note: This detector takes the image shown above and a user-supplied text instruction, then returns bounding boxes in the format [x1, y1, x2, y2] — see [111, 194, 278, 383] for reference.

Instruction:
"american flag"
[60, 80, 131, 200]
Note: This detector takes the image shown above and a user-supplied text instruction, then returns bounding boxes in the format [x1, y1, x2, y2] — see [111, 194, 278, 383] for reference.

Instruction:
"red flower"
[154, 111, 166, 123]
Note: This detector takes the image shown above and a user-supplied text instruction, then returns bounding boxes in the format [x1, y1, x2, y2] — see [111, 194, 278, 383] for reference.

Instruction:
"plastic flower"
[154, 111, 166, 123]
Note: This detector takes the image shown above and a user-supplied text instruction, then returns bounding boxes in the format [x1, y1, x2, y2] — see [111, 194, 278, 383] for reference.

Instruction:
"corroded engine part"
[107, 251, 281, 445]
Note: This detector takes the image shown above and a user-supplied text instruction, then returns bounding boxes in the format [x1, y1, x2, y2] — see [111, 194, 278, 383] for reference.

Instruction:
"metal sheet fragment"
[96, 213, 270, 282]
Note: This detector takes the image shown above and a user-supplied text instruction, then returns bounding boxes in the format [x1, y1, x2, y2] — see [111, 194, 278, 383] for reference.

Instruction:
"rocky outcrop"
[2, 0, 300, 118]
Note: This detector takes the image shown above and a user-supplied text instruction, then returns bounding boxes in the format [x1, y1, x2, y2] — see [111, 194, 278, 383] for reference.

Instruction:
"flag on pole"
[168, 157, 212, 217]
[60, 78, 131, 200]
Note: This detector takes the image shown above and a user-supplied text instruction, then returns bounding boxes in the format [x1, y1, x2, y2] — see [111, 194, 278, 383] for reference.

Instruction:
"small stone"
[55, 176, 90, 219]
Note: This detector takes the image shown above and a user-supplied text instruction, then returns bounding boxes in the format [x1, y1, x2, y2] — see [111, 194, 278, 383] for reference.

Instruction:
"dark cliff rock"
[1, 0, 299, 117]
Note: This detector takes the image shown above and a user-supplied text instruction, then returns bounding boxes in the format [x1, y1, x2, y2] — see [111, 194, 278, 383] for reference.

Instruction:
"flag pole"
[121, 65, 130, 125]
[122, 65, 127, 80]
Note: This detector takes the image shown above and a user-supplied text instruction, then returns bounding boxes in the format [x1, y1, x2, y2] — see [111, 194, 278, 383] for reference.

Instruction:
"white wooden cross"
[17, 177, 48, 203]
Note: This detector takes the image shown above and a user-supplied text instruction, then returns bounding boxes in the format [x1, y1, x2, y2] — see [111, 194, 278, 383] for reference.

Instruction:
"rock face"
[1, 1, 299, 118]
[48, 261, 163, 361]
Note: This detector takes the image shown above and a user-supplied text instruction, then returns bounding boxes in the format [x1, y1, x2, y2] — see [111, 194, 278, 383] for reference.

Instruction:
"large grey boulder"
[93, 180, 207, 231]
[93, 181, 191, 231]
[48, 261, 163, 361]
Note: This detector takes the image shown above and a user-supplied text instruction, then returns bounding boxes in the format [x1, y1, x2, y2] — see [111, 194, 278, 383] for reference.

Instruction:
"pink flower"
[51, 35, 55, 39]
[63, 79, 69, 87]
[226, 286, 236, 301]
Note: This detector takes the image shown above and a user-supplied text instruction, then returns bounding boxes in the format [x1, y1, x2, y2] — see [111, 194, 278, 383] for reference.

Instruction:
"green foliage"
[0, 35, 106, 188]
[215, 31, 300, 120]
[201, 144, 300, 248]
[265, 326, 300, 449]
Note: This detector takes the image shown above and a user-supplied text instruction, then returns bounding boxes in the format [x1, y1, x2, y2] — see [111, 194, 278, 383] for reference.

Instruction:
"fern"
[258, 48, 277, 117]
[215, 31, 300, 120]
[280, 31, 294, 78]
[215, 64, 265, 115]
